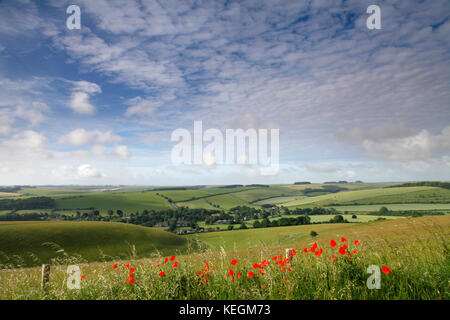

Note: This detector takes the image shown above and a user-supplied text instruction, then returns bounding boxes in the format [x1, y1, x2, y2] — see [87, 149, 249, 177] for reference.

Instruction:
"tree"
[310, 230, 318, 238]
[227, 225, 234, 231]
[239, 223, 248, 230]
[352, 214, 357, 219]
[116, 210, 123, 218]
[107, 210, 114, 217]
[379, 206, 389, 215]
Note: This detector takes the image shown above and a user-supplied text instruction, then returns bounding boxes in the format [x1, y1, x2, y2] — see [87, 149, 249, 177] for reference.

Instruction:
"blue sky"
[0, 0, 449, 185]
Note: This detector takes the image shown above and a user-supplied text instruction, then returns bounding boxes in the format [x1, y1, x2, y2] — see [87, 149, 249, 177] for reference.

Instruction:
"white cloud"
[125, 97, 157, 117]
[114, 145, 131, 160]
[68, 81, 101, 115]
[362, 126, 450, 161]
[52, 164, 104, 179]
[4, 130, 48, 150]
[59, 128, 122, 146]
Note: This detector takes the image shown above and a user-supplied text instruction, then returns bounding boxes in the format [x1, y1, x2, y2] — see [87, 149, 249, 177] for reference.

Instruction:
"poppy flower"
[253, 263, 261, 269]
[228, 269, 235, 276]
[339, 246, 347, 255]
[272, 256, 277, 260]
[113, 264, 118, 269]
[197, 271, 202, 275]
[303, 248, 308, 252]
[231, 259, 238, 266]
[173, 261, 179, 268]
[129, 267, 135, 274]
[155, 263, 159, 268]
[315, 248, 323, 257]
[290, 249, 296, 257]
[159, 272, 165, 277]
[288, 267, 293, 272]
[128, 277, 134, 284]
[164, 257, 168, 263]
[81, 275, 84, 280]
[382, 266, 391, 274]
[258, 269, 265, 275]
[354, 240, 360, 245]
[282, 278, 286, 282]
[353, 250, 357, 255]
[311, 242, 318, 252]
[329, 255, 335, 260]
[237, 273, 241, 280]
[170, 255, 176, 261]
[330, 239, 336, 247]
[341, 237, 347, 242]
[125, 264, 130, 269]
[262, 260, 269, 266]
[247, 271, 254, 278]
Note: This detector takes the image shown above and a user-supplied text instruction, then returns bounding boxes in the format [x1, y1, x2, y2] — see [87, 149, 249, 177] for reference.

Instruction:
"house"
[154, 221, 169, 227]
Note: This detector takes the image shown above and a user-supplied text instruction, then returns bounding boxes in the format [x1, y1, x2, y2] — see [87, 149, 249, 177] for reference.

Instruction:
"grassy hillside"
[283, 186, 438, 207]
[0, 221, 194, 268]
[1, 215, 448, 300]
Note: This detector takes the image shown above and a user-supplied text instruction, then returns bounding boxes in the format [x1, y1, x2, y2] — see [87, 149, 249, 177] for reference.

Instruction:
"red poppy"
[247, 271, 254, 278]
[231, 259, 238, 266]
[311, 242, 318, 252]
[288, 267, 293, 272]
[253, 263, 261, 269]
[128, 277, 134, 284]
[262, 259, 269, 266]
[330, 239, 336, 247]
[237, 273, 241, 280]
[382, 266, 391, 274]
[339, 246, 347, 255]
[81, 275, 84, 280]
[290, 249, 296, 257]
[282, 278, 286, 282]
[172, 261, 179, 268]
[272, 256, 277, 260]
[228, 269, 235, 276]
[170, 255, 176, 261]
[197, 270, 202, 275]
[341, 237, 347, 242]
[125, 264, 130, 269]
[354, 240, 360, 245]
[155, 263, 159, 268]
[113, 264, 118, 269]
[258, 269, 265, 275]
[315, 248, 323, 257]
[353, 250, 357, 255]
[164, 257, 168, 263]
[303, 248, 308, 252]
[159, 271, 165, 277]
[329, 255, 335, 260]
[129, 268, 135, 275]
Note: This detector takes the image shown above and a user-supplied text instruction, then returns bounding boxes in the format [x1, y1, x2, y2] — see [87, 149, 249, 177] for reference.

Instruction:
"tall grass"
[0, 223, 448, 300]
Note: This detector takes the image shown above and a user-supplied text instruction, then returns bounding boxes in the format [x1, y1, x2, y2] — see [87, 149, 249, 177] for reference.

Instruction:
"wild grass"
[0, 216, 448, 300]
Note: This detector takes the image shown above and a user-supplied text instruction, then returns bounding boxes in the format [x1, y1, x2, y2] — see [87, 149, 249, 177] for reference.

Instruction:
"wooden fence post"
[285, 248, 294, 259]
[41, 264, 51, 289]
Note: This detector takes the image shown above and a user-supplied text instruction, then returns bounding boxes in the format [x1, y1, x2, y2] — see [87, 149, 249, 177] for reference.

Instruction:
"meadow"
[0, 215, 448, 300]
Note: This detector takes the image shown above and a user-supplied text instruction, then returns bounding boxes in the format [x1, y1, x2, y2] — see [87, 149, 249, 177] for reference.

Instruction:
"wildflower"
[303, 248, 308, 252]
[253, 263, 261, 269]
[125, 264, 130, 269]
[315, 248, 323, 257]
[330, 239, 336, 247]
[341, 237, 347, 242]
[282, 278, 286, 282]
[197, 271, 202, 275]
[382, 266, 391, 274]
[353, 250, 357, 255]
[159, 271, 165, 277]
[155, 263, 159, 268]
[81, 275, 84, 280]
[290, 249, 296, 257]
[113, 264, 118, 269]
[288, 267, 293, 272]
[128, 277, 134, 284]
[228, 269, 235, 276]
[272, 256, 277, 260]
[173, 261, 179, 268]
[329, 255, 335, 260]
[310, 243, 318, 252]
[237, 273, 241, 280]
[129, 267, 135, 274]
[248, 271, 254, 278]
[170, 255, 176, 261]
[261, 259, 269, 266]
[258, 269, 265, 275]
[231, 259, 238, 266]
[164, 257, 168, 263]
[354, 240, 360, 245]
[339, 246, 347, 255]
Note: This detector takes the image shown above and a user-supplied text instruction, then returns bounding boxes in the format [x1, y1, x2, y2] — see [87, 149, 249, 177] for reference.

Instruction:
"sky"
[0, 0, 449, 186]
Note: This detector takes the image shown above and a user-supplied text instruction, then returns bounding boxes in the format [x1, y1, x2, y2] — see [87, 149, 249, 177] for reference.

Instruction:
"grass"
[284, 186, 438, 207]
[0, 221, 194, 268]
[331, 204, 450, 212]
[0, 215, 448, 300]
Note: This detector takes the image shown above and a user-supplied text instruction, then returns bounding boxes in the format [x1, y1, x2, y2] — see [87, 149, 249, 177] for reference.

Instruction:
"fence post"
[285, 248, 294, 259]
[41, 264, 51, 289]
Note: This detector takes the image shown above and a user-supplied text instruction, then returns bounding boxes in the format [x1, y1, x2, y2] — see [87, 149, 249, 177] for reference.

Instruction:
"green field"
[0, 221, 193, 268]
[331, 203, 450, 212]
[283, 186, 438, 207]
